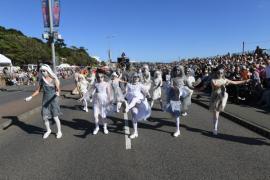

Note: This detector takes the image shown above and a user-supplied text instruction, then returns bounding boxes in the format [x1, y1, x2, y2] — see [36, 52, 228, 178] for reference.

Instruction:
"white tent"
[57, 63, 71, 68]
[0, 54, 12, 65]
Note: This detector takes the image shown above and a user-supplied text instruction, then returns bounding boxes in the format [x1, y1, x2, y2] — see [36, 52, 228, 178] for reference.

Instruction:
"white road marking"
[124, 113, 131, 150]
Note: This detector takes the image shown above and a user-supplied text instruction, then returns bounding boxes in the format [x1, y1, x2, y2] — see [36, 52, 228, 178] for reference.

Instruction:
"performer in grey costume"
[25, 64, 62, 139]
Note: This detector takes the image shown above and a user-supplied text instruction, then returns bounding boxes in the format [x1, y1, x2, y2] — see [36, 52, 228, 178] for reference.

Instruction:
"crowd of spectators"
[1, 47, 270, 108]
[0, 66, 75, 86]
[143, 50, 270, 108]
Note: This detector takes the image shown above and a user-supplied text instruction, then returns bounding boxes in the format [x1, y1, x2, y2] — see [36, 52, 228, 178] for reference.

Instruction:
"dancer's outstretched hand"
[56, 91, 60, 96]
[25, 96, 32, 102]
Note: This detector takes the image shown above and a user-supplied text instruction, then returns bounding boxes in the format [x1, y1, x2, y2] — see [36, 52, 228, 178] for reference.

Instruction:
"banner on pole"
[42, 0, 50, 28]
[53, 0, 60, 27]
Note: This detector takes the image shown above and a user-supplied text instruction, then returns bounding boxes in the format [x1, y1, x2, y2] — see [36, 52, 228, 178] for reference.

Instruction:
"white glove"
[25, 96, 32, 102]
[56, 91, 60, 96]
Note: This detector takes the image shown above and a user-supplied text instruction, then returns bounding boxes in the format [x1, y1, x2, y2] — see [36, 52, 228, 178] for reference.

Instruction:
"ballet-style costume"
[142, 71, 152, 96]
[181, 73, 195, 116]
[126, 82, 151, 139]
[111, 78, 126, 112]
[150, 71, 163, 109]
[165, 86, 189, 137]
[171, 74, 192, 116]
[77, 75, 90, 112]
[92, 81, 112, 135]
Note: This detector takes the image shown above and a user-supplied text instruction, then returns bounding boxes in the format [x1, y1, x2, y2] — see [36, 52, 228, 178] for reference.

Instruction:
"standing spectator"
[265, 59, 270, 88]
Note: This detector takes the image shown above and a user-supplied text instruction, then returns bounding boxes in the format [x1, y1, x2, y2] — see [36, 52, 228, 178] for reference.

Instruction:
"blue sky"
[1, 0, 270, 62]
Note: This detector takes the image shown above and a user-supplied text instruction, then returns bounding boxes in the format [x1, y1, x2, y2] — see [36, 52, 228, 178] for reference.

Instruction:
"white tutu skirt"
[93, 93, 112, 118]
[130, 98, 151, 122]
[166, 100, 181, 117]
[152, 87, 162, 100]
[81, 91, 90, 101]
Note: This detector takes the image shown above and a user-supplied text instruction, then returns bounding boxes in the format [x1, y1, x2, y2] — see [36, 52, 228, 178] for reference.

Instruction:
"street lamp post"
[48, 0, 56, 72]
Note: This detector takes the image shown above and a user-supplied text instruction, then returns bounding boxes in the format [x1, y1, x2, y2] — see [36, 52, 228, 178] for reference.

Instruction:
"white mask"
[42, 71, 49, 77]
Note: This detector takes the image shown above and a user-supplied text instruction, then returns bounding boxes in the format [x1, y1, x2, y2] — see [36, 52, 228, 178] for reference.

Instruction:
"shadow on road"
[1, 116, 44, 135]
[107, 116, 127, 135]
[61, 116, 127, 138]
[181, 124, 270, 146]
[63, 95, 79, 100]
[151, 107, 163, 112]
[139, 117, 175, 135]
[60, 105, 93, 111]
[60, 118, 94, 138]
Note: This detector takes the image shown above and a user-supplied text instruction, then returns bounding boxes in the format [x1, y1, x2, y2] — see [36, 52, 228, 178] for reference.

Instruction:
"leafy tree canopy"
[0, 26, 98, 66]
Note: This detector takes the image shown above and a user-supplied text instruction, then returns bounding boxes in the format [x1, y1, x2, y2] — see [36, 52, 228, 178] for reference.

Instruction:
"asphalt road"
[0, 96, 269, 180]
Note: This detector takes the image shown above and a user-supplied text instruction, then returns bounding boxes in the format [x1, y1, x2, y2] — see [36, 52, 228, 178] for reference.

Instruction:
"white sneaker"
[213, 129, 218, 135]
[43, 130, 52, 139]
[182, 112, 187, 116]
[85, 108, 88, 112]
[56, 132, 63, 139]
[104, 128, 109, 135]
[173, 131, 180, 137]
[129, 133, 138, 139]
[93, 127, 99, 135]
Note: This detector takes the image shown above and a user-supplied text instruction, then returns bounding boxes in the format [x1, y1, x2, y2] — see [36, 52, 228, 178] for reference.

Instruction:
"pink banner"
[42, 0, 50, 28]
[53, 0, 60, 27]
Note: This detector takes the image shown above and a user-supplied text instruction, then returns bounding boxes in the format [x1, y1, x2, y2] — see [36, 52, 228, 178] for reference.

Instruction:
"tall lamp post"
[42, 0, 62, 73]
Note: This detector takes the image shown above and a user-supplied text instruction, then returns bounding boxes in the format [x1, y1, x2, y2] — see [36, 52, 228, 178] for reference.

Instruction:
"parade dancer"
[142, 64, 152, 97]
[210, 66, 250, 135]
[181, 68, 196, 116]
[111, 72, 128, 113]
[25, 64, 62, 139]
[171, 66, 193, 116]
[92, 72, 113, 135]
[165, 83, 189, 137]
[77, 74, 90, 112]
[72, 68, 80, 95]
[150, 70, 163, 109]
[125, 73, 151, 139]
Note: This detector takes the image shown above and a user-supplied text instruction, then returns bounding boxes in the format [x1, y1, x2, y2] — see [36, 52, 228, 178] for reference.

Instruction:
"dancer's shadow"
[181, 124, 270, 146]
[151, 107, 163, 112]
[60, 118, 94, 138]
[60, 105, 93, 111]
[63, 94, 79, 100]
[61, 90, 72, 93]
[61, 116, 126, 138]
[1, 116, 44, 135]
[107, 116, 126, 135]
[137, 117, 175, 135]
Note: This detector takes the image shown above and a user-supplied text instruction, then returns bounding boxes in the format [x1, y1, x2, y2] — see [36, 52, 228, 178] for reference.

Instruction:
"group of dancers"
[25, 64, 250, 139]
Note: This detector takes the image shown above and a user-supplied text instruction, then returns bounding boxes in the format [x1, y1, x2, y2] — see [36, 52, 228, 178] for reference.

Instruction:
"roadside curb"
[192, 98, 270, 139]
[0, 106, 42, 131]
